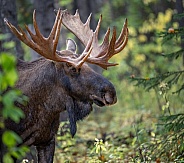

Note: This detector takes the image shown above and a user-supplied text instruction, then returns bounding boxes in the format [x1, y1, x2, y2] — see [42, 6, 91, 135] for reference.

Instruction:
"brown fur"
[3, 54, 117, 162]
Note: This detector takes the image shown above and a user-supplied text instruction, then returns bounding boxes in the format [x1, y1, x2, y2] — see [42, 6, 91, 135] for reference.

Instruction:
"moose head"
[4, 9, 128, 162]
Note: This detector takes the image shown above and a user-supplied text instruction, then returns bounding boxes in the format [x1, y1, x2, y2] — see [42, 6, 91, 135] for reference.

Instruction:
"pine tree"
[130, 13, 184, 161]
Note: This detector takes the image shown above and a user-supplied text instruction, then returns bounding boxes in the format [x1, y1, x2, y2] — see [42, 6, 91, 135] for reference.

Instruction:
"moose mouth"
[93, 98, 105, 107]
[90, 94, 116, 107]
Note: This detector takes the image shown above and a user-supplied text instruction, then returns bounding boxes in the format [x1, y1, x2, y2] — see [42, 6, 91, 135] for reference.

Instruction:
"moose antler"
[60, 9, 129, 69]
[4, 9, 93, 68]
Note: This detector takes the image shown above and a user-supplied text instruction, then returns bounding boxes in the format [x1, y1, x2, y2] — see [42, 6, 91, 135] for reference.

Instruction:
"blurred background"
[0, 0, 183, 162]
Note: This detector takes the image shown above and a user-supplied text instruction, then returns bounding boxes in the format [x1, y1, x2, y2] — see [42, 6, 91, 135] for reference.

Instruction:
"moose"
[2, 9, 128, 162]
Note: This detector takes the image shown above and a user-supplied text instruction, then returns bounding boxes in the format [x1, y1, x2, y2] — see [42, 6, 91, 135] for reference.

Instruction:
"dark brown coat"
[4, 41, 117, 162]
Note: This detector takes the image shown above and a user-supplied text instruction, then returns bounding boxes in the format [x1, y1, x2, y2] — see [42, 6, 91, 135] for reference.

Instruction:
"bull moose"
[2, 8, 128, 162]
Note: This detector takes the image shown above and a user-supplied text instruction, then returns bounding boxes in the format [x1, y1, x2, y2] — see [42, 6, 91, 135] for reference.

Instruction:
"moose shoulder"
[3, 9, 128, 163]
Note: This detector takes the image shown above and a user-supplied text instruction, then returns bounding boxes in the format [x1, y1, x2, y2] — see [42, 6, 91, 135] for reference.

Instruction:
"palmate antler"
[4, 9, 93, 68]
[60, 9, 129, 69]
[5, 8, 128, 69]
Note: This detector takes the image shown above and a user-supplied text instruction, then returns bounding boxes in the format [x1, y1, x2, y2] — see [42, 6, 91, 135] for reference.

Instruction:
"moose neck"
[16, 58, 67, 113]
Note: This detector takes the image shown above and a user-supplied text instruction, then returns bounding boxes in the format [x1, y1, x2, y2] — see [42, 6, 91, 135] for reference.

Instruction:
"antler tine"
[114, 18, 129, 54]
[115, 18, 128, 48]
[98, 27, 111, 56]
[74, 9, 80, 17]
[4, 18, 38, 50]
[51, 9, 63, 54]
[32, 10, 43, 39]
[85, 13, 92, 27]
[106, 27, 117, 59]
[24, 11, 43, 44]
[114, 28, 128, 54]
[94, 14, 102, 38]
[49, 10, 61, 39]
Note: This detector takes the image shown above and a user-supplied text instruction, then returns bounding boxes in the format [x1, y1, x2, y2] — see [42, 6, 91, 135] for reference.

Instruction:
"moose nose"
[104, 92, 117, 105]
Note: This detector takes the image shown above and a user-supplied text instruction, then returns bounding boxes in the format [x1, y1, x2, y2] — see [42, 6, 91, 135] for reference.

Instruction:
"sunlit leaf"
[11, 145, 30, 159]
[2, 41, 15, 49]
[0, 33, 10, 40]
[2, 130, 22, 148]
[0, 53, 17, 71]
[3, 153, 14, 163]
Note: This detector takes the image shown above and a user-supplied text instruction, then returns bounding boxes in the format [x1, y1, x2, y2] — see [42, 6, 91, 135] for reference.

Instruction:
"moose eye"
[65, 63, 79, 74]
[70, 66, 81, 75]
[71, 67, 77, 73]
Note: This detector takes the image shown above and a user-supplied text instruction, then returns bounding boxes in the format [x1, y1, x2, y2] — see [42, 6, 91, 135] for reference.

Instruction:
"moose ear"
[66, 39, 77, 53]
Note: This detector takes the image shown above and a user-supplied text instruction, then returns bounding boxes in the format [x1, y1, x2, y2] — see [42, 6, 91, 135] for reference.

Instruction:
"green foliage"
[153, 114, 184, 160]
[0, 35, 29, 161]
[129, 12, 184, 161]
[2, 130, 29, 162]
[16, 0, 33, 25]
[0, 52, 17, 90]
[131, 70, 184, 93]
[2, 89, 25, 123]
[90, 138, 107, 162]
[58, 0, 73, 11]
[9, 0, 183, 162]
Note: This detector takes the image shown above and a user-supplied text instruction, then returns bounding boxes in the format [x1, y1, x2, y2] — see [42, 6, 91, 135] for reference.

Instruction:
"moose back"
[2, 9, 128, 162]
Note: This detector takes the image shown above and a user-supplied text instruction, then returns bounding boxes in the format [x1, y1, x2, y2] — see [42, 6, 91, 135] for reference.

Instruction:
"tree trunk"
[31, 0, 55, 59]
[0, 0, 24, 59]
[33, 0, 55, 37]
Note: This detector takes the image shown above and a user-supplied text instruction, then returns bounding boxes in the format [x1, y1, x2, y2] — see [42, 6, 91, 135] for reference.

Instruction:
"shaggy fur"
[2, 54, 117, 162]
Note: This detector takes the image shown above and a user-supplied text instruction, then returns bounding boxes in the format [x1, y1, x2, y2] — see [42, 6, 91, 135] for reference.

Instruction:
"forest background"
[0, 0, 183, 162]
